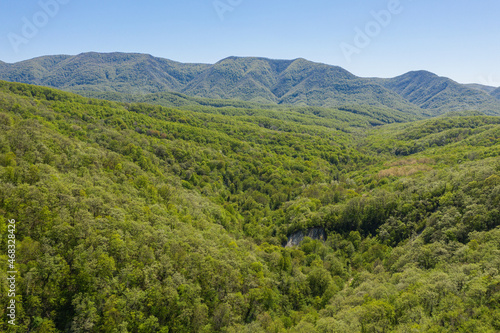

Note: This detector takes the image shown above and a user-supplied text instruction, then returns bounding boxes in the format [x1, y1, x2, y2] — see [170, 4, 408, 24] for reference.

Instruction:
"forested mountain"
[179, 57, 421, 112]
[2, 53, 500, 116]
[0, 53, 210, 94]
[76, 90, 423, 125]
[0, 81, 499, 332]
[0, 53, 421, 113]
[464, 83, 497, 94]
[492, 87, 500, 100]
[373, 71, 500, 116]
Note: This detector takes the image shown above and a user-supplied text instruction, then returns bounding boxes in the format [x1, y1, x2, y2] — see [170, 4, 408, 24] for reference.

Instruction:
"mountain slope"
[1, 81, 500, 332]
[375, 71, 500, 116]
[3, 53, 500, 116]
[0, 54, 72, 85]
[0, 53, 424, 114]
[492, 86, 500, 100]
[181, 56, 290, 103]
[465, 83, 497, 93]
[0, 52, 210, 94]
[78, 89, 423, 126]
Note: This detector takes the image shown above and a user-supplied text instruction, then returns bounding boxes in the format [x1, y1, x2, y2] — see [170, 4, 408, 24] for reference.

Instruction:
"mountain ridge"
[1, 52, 500, 116]
[373, 70, 500, 115]
[492, 86, 500, 100]
[465, 83, 498, 93]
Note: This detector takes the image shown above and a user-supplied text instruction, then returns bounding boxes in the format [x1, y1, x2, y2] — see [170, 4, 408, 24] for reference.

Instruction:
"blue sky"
[1, 0, 499, 85]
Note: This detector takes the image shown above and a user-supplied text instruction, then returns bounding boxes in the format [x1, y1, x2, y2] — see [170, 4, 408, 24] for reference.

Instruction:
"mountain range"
[465, 83, 498, 93]
[1, 52, 499, 116]
[493, 87, 500, 100]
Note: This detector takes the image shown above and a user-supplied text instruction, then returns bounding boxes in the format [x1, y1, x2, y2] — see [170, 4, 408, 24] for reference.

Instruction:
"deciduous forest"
[0, 81, 499, 332]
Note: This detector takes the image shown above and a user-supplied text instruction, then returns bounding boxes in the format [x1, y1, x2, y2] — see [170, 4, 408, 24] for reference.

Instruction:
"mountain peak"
[0, 52, 499, 116]
[399, 70, 439, 79]
[465, 83, 498, 94]
[72, 51, 157, 63]
[377, 69, 500, 115]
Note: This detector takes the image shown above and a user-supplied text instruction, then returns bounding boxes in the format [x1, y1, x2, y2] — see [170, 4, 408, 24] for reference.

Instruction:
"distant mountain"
[492, 87, 500, 100]
[77, 89, 422, 125]
[0, 52, 210, 94]
[464, 83, 497, 94]
[0, 53, 421, 114]
[180, 57, 422, 113]
[373, 71, 500, 116]
[1, 52, 500, 116]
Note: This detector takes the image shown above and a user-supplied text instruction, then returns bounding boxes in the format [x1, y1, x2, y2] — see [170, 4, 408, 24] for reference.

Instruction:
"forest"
[0, 80, 499, 332]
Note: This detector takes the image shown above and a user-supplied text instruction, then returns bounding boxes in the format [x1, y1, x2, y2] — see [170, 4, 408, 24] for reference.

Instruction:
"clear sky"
[1, 0, 499, 86]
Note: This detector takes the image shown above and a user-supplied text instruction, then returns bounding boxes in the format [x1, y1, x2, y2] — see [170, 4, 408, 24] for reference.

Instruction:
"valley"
[0, 77, 498, 332]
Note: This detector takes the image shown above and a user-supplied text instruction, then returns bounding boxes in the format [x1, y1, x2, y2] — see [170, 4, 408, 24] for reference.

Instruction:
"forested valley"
[0, 81, 499, 332]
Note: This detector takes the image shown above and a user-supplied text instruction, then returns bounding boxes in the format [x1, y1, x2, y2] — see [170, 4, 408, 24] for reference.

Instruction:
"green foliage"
[376, 70, 500, 116]
[5, 52, 500, 117]
[0, 81, 499, 332]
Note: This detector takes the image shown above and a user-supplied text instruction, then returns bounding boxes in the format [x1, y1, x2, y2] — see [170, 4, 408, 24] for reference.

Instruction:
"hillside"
[3, 53, 500, 117]
[0, 81, 499, 332]
[0, 52, 210, 94]
[492, 86, 500, 100]
[0, 52, 457, 117]
[180, 57, 422, 113]
[464, 83, 497, 94]
[77, 90, 423, 125]
[375, 71, 500, 116]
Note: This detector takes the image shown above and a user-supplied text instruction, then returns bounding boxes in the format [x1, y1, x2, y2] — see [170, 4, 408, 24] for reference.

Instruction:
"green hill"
[492, 86, 500, 100]
[76, 90, 423, 125]
[464, 83, 497, 94]
[0, 53, 429, 116]
[0, 81, 499, 332]
[375, 71, 500, 116]
[4, 53, 500, 117]
[0, 52, 210, 94]
[181, 57, 422, 113]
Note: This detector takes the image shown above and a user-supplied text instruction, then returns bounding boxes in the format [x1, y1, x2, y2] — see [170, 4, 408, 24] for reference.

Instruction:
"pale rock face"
[285, 227, 327, 247]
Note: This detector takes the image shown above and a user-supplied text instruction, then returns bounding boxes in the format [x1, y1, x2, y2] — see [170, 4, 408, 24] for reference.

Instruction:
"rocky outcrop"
[285, 227, 327, 247]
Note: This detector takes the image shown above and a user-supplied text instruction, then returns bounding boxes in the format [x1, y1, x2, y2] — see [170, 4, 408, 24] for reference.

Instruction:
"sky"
[0, 0, 499, 86]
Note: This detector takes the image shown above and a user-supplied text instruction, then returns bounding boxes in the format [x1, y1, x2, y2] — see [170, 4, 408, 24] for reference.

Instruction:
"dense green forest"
[0, 81, 499, 332]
